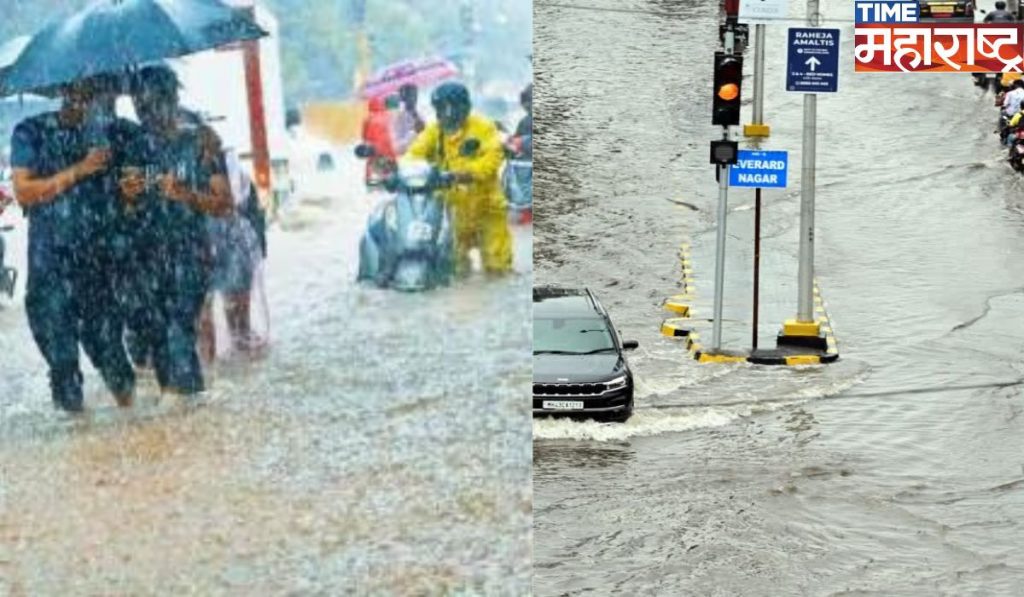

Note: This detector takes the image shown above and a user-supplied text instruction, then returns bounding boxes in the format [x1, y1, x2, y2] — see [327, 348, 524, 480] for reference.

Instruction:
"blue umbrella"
[0, 0, 267, 96]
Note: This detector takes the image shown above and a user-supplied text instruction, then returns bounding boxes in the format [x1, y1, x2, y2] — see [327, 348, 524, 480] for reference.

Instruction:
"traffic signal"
[712, 52, 742, 126]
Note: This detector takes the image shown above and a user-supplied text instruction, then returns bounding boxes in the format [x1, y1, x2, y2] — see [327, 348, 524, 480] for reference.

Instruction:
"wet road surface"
[0, 151, 532, 594]
[534, 0, 1024, 594]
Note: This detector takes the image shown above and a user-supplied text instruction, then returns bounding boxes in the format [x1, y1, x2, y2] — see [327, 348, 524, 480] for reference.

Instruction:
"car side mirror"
[459, 138, 480, 157]
[623, 340, 639, 350]
[354, 144, 376, 159]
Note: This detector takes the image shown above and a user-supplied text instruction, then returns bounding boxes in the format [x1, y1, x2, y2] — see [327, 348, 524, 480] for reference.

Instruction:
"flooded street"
[0, 153, 532, 594]
[534, 0, 1024, 594]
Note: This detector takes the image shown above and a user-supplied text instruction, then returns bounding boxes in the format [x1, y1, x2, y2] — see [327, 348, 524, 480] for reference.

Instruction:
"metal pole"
[752, 24, 765, 125]
[797, 95, 816, 321]
[753, 188, 761, 349]
[712, 164, 729, 351]
[241, 6, 271, 202]
[461, 0, 477, 90]
[711, 20, 736, 352]
[750, 23, 765, 349]
[796, 0, 819, 323]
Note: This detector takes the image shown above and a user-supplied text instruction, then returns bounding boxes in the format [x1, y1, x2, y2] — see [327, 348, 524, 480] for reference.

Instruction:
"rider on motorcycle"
[1008, 101, 1024, 134]
[404, 82, 513, 276]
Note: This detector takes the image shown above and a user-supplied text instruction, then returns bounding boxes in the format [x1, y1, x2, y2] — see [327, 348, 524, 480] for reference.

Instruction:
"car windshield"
[534, 317, 615, 354]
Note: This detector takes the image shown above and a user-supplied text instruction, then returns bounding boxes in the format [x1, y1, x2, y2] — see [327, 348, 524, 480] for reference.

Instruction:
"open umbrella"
[359, 57, 459, 100]
[0, 0, 267, 97]
[0, 36, 31, 73]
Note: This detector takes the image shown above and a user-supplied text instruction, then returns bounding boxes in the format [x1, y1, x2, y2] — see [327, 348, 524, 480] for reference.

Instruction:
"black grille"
[534, 383, 606, 397]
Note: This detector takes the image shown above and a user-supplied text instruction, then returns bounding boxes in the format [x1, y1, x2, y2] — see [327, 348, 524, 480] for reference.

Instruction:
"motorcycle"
[0, 195, 17, 298]
[998, 112, 1013, 145]
[502, 135, 532, 222]
[1009, 128, 1024, 171]
[354, 145, 455, 292]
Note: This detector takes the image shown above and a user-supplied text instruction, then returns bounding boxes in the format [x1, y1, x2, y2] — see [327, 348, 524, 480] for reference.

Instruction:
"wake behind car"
[533, 286, 638, 423]
[918, 0, 975, 21]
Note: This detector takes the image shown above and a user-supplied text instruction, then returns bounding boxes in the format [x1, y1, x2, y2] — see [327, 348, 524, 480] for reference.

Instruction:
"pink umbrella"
[360, 57, 460, 99]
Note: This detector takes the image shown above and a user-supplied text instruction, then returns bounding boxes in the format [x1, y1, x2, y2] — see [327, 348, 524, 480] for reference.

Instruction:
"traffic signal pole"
[711, 25, 737, 352]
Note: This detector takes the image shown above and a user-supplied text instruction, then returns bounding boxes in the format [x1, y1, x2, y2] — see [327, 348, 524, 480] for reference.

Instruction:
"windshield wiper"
[533, 348, 616, 355]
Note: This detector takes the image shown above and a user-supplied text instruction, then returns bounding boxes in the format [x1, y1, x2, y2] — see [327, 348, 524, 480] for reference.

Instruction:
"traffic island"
[659, 236, 839, 366]
[660, 241, 696, 337]
[761, 280, 839, 364]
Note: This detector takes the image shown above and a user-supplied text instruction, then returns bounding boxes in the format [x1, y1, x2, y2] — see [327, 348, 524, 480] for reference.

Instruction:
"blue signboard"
[787, 28, 840, 93]
[729, 150, 788, 188]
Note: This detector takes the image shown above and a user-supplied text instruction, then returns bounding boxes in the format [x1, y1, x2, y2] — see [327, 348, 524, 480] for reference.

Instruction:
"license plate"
[407, 221, 433, 243]
[543, 400, 584, 410]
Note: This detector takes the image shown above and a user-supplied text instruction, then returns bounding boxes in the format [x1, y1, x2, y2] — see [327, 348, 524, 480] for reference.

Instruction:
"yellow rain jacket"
[405, 113, 512, 274]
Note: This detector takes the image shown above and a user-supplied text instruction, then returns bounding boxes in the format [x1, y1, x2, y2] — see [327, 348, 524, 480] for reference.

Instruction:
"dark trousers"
[151, 282, 206, 394]
[26, 244, 135, 411]
[122, 241, 207, 395]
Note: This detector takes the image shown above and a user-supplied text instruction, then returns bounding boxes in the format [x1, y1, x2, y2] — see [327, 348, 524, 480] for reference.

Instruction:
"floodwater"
[534, 0, 1024, 594]
[0, 151, 532, 594]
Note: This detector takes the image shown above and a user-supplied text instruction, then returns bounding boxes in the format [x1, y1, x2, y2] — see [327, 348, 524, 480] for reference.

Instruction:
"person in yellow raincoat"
[404, 82, 512, 275]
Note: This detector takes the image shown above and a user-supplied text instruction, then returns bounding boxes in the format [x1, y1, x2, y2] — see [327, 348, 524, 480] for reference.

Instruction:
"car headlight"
[605, 375, 628, 390]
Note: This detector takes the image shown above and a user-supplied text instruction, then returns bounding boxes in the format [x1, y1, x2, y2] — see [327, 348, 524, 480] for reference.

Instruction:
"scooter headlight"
[397, 159, 433, 191]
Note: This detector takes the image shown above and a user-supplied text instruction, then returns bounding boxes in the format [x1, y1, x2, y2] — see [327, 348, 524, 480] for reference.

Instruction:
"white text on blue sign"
[730, 151, 788, 188]
[854, 0, 918, 24]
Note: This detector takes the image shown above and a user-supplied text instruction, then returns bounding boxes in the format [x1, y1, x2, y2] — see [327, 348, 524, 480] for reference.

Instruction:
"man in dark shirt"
[984, 1, 1016, 22]
[119, 65, 232, 397]
[10, 75, 136, 412]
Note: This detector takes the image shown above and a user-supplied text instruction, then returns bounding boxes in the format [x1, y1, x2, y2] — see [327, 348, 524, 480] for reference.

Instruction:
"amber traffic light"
[713, 52, 742, 126]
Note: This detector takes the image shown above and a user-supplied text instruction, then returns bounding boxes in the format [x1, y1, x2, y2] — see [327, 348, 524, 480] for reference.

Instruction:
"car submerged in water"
[918, 0, 976, 22]
[533, 286, 638, 423]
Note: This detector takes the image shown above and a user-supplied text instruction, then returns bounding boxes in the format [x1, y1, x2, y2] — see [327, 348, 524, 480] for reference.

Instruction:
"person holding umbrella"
[391, 83, 425, 155]
[9, 74, 136, 412]
[0, 0, 266, 411]
[118, 65, 232, 398]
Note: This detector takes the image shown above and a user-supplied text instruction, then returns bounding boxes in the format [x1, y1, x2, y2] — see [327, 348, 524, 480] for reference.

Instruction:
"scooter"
[354, 145, 455, 292]
[0, 195, 17, 298]
[1009, 128, 1024, 171]
[998, 112, 1013, 145]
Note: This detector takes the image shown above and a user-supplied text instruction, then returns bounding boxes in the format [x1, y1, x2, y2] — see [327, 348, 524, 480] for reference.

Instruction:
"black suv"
[533, 286, 638, 422]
